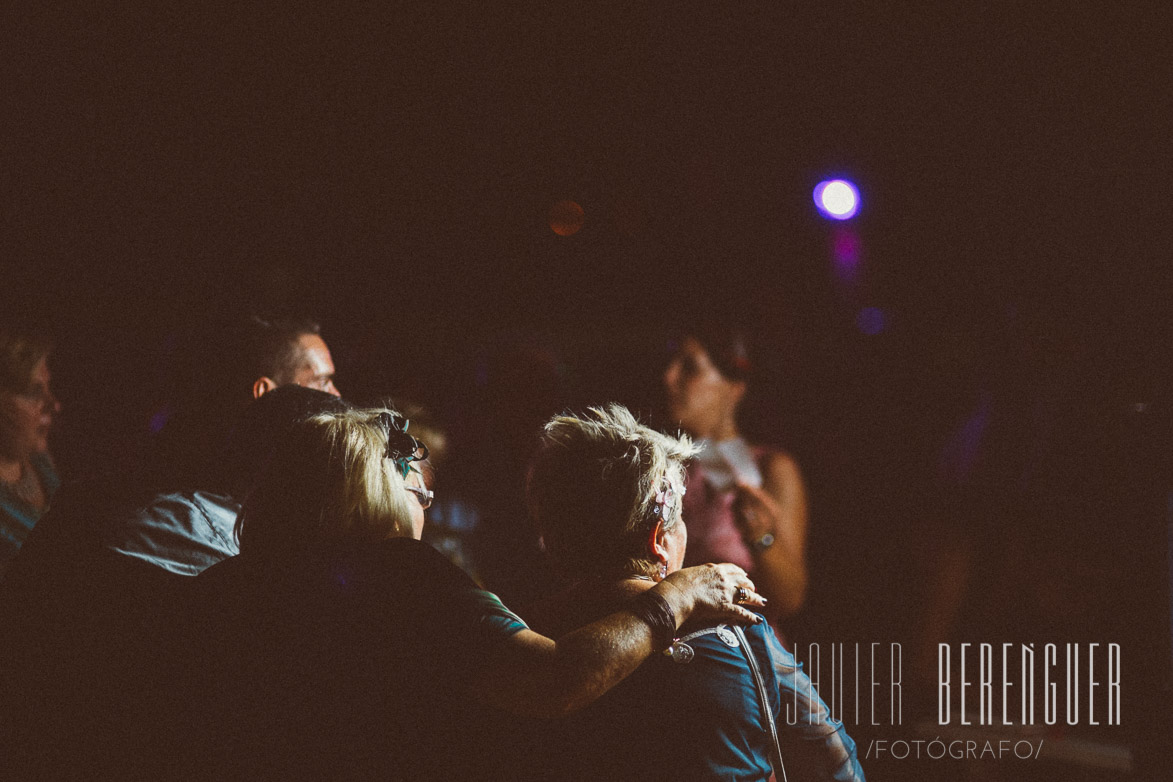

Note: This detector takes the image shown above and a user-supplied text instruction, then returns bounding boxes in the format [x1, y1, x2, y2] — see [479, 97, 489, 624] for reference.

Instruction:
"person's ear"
[252, 377, 278, 399]
[649, 520, 669, 565]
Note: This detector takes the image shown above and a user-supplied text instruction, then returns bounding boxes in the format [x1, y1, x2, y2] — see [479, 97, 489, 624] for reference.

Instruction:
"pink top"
[681, 442, 769, 574]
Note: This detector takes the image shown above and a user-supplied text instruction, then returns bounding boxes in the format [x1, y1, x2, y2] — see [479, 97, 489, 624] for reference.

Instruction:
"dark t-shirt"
[191, 537, 527, 781]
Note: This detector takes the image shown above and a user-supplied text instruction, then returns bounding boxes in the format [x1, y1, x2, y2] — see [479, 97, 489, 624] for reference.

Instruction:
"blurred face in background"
[0, 356, 60, 461]
[662, 338, 744, 440]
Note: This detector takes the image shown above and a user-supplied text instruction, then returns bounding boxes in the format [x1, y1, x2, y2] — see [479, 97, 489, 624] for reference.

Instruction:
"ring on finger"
[735, 586, 750, 604]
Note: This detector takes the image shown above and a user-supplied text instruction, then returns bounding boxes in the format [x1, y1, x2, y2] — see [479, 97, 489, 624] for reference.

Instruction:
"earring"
[656, 561, 668, 582]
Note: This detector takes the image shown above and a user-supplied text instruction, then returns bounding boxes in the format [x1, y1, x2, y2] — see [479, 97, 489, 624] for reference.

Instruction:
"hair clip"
[652, 477, 685, 519]
[377, 412, 430, 478]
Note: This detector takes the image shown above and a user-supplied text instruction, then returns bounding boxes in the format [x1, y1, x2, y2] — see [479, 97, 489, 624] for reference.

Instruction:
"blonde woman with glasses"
[191, 406, 763, 781]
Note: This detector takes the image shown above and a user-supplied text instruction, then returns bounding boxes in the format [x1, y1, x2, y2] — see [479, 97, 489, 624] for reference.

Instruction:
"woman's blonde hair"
[238, 408, 418, 557]
[527, 403, 698, 577]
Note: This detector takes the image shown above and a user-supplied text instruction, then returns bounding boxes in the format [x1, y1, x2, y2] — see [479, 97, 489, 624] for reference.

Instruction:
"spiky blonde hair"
[527, 403, 697, 577]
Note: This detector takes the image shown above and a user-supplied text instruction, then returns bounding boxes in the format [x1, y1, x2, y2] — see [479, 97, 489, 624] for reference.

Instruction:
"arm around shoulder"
[472, 564, 764, 718]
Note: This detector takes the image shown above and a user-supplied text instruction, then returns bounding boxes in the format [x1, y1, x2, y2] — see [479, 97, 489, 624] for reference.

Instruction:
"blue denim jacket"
[663, 618, 867, 782]
[8, 485, 240, 581]
[760, 629, 867, 781]
[108, 490, 241, 576]
[523, 586, 866, 782]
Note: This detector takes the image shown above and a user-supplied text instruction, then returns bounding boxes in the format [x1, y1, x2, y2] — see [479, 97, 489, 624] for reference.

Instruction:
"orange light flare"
[548, 200, 585, 236]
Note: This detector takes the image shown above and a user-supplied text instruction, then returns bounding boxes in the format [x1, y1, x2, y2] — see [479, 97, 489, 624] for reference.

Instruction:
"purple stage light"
[814, 179, 860, 220]
[832, 230, 861, 264]
[856, 307, 885, 335]
[831, 228, 862, 285]
[148, 406, 172, 434]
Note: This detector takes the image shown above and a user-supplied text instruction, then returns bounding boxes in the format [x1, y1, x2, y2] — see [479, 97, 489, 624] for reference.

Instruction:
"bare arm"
[474, 563, 765, 718]
[734, 452, 809, 619]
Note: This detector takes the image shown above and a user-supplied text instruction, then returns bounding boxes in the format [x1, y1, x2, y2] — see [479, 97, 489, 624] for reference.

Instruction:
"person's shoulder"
[134, 489, 240, 533]
[755, 445, 798, 471]
[132, 488, 227, 516]
[524, 583, 618, 638]
[198, 552, 248, 580]
[677, 610, 770, 645]
[757, 448, 803, 486]
[325, 537, 481, 602]
[376, 536, 474, 578]
[10, 477, 136, 554]
[194, 554, 257, 603]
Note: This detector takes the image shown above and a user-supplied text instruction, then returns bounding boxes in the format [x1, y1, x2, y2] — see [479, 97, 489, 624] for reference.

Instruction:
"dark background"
[3, 4, 1170, 778]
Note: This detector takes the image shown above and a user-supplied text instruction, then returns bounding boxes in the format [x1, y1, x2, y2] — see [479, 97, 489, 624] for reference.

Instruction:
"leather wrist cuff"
[629, 589, 678, 652]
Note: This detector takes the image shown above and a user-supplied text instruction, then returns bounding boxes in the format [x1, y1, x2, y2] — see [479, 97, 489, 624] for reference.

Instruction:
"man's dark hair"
[169, 314, 326, 412]
[241, 315, 323, 388]
[158, 317, 332, 490]
[690, 324, 753, 383]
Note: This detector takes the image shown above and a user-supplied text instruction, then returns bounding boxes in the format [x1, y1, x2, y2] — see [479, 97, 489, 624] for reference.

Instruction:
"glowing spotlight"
[549, 200, 585, 236]
[857, 306, 885, 335]
[814, 179, 860, 220]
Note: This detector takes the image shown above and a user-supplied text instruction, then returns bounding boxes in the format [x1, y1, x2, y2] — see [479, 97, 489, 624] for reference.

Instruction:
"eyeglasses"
[405, 485, 434, 510]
